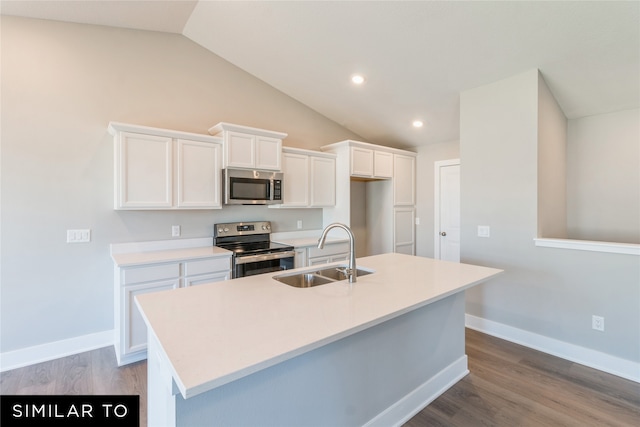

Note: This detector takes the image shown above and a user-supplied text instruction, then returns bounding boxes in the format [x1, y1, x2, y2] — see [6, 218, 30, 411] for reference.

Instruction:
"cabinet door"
[350, 147, 373, 177]
[116, 132, 173, 209]
[123, 279, 179, 355]
[282, 152, 309, 206]
[184, 271, 230, 286]
[226, 131, 255, 168]
[255, 136, 282, 170]
[176, 139, 222, 208]
[393, 154, 416, 206]
[310, 156, 336, 207]
[308, 256, 332, 266]
[294, 248, 307, 269]
[374, 151, 393, 178]
[394, 207, 415, 255]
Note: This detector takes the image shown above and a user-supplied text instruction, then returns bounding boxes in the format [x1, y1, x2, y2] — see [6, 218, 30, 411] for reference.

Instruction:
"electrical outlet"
[592, 315, 605, 332]
[67, 229, 91, 243]
[297, 220, 303, 229]
[415, 217, 420, 225]
[172, 225, 181, 237]
[477, 225, 490, 237]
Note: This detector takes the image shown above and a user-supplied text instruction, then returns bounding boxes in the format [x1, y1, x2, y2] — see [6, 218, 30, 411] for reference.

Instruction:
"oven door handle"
[234, 250, 296, 265]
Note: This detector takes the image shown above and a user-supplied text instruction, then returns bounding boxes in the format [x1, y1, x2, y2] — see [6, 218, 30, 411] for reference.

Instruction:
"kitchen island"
[136, 253, 502, 426]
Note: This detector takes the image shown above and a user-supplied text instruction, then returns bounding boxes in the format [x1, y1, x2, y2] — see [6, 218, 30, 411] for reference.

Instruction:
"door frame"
[434, 159, 460, 259]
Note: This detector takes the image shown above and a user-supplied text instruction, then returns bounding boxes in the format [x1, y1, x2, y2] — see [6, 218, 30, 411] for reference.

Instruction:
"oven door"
[234, 251, 295, 278]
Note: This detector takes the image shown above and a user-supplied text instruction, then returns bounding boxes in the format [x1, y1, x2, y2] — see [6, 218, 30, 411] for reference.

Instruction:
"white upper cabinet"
[374, 151, 394, 178]
[281, 150, 310, 207]
[348, 143, 393, 179]
[310, 155, 336, 207]
[350, 147, 374, 177]
[176, 139, 221, 208]
[208, 122, 287, 171]
[278, 147, 336, 208]
[115, 132, 173, 209]
[109, 122, 223, 210]
[393, 153, 416, 206]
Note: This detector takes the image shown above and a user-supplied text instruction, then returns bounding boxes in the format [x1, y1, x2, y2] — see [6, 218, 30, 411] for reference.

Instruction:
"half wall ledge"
[534, 238, 640, 256]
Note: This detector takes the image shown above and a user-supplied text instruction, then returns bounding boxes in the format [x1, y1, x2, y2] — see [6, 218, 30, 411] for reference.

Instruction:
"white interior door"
[434, 160, 460, 262]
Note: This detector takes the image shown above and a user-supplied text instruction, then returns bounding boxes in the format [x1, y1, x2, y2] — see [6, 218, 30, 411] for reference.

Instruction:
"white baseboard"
[364, 355, 469, 427]
[0, 330, 114, 372]
[465, 314, 640, 383]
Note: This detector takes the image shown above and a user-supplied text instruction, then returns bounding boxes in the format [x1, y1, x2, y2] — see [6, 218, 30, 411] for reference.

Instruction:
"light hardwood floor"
[2, 329, 638, 426]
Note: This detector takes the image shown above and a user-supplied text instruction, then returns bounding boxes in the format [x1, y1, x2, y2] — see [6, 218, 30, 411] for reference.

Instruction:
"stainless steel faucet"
[317, 223, 357, 283]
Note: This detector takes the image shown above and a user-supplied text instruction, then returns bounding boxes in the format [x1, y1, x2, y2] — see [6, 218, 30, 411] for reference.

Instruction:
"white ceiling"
[3, 1, 639, 149]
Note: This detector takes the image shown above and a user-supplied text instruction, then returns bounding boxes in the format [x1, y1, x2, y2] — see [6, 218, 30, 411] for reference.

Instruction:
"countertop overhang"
[135, 253, 502, 399]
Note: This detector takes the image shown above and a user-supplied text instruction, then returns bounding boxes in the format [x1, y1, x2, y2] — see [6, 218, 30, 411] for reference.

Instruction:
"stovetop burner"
[213, 221, 294, 257]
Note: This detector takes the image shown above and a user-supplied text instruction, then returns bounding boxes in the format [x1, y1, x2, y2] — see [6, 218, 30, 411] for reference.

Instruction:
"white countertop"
[112, 246, 231, 267]
[136, 253, 502, 399]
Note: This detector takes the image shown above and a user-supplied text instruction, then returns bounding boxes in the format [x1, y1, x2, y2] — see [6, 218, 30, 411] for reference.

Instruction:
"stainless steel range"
[214, 221, 295, 278]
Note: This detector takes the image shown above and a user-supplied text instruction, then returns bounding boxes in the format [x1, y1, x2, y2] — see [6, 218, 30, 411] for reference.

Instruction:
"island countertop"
[135, 253, 502, 399]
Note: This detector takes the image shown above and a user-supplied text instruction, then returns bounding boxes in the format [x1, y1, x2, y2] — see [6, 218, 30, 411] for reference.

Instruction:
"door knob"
[440, 232, 447, 236]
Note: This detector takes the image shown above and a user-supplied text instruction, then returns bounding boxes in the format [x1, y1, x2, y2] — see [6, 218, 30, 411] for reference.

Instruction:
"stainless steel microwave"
[223, 168, 283, 205]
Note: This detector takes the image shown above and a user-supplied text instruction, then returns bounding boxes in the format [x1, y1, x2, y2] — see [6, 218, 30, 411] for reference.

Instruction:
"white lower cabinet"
[124, 279, 179, 357]
[305, 242, 349, 266]
[115, 255, 231, 366]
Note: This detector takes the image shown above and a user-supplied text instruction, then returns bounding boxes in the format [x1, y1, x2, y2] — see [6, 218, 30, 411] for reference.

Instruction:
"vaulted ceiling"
[2, 1, 638, 148]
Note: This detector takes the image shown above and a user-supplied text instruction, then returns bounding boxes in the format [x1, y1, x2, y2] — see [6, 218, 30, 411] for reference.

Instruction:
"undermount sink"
[274, 265, 374, 288]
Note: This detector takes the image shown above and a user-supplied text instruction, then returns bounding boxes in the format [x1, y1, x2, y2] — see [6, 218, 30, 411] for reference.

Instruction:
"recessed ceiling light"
[351, 74, 365, 85]
[412, 120, 424, 128]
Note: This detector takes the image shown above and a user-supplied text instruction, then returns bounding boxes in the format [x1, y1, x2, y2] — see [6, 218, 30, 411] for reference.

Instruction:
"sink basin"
[274, 272, 334, 288]
[273, 265, 374, 288]
[315, 266, 374, 281]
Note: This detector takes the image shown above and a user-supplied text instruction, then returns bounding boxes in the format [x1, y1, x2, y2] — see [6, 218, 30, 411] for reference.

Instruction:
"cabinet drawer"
[184, 257, 230, 276]
[307, 242, 349, 258]
[122, 263, 180, 285]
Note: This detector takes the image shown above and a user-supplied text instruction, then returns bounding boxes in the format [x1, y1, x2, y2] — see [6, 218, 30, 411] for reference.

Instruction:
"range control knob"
[224, 227, 229, 232]
[217, 228, 223, 234]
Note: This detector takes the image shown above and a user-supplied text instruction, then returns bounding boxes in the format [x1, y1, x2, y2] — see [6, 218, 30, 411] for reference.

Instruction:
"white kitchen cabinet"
[394, 207, 416, 255]
[374, 151, 394, 178]
[114, 254, 232, 366]
[114, 132, 173, 209]
[294, 247, 308, 269]
[123, 279, 179, 357]
[307, 241, 349, 266]
[176, 139, 222, 208]
[109, 122, 223, 210]
[321, 140, 417, 256]
[310, 155, 336, 206]
[208, 122, 287, 171]
[349, 145, 393, 179]
[183, 257, 231, 286]
[116, 262, 181, 365]
[350, 146, 374, 177]
[393, 153, 416, 206]
[278, 147, 336, 208]
[281, 150, 310, 207]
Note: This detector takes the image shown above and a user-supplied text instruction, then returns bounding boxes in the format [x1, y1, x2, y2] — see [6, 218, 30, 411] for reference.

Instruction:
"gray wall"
[460, 69, 639, 363]
[567, 108, 640, 243]
[0, 17, 362, 353]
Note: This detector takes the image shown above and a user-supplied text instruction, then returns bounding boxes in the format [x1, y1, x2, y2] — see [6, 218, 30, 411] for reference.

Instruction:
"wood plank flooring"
[0, 348, 147, 426]
[2, 329, 638, 427]
[405, 329, 640, 426]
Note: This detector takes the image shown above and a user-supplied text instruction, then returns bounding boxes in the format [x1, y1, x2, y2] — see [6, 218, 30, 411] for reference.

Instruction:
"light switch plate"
[67, 229, 91, 243]
[477, 225, 490, 237]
